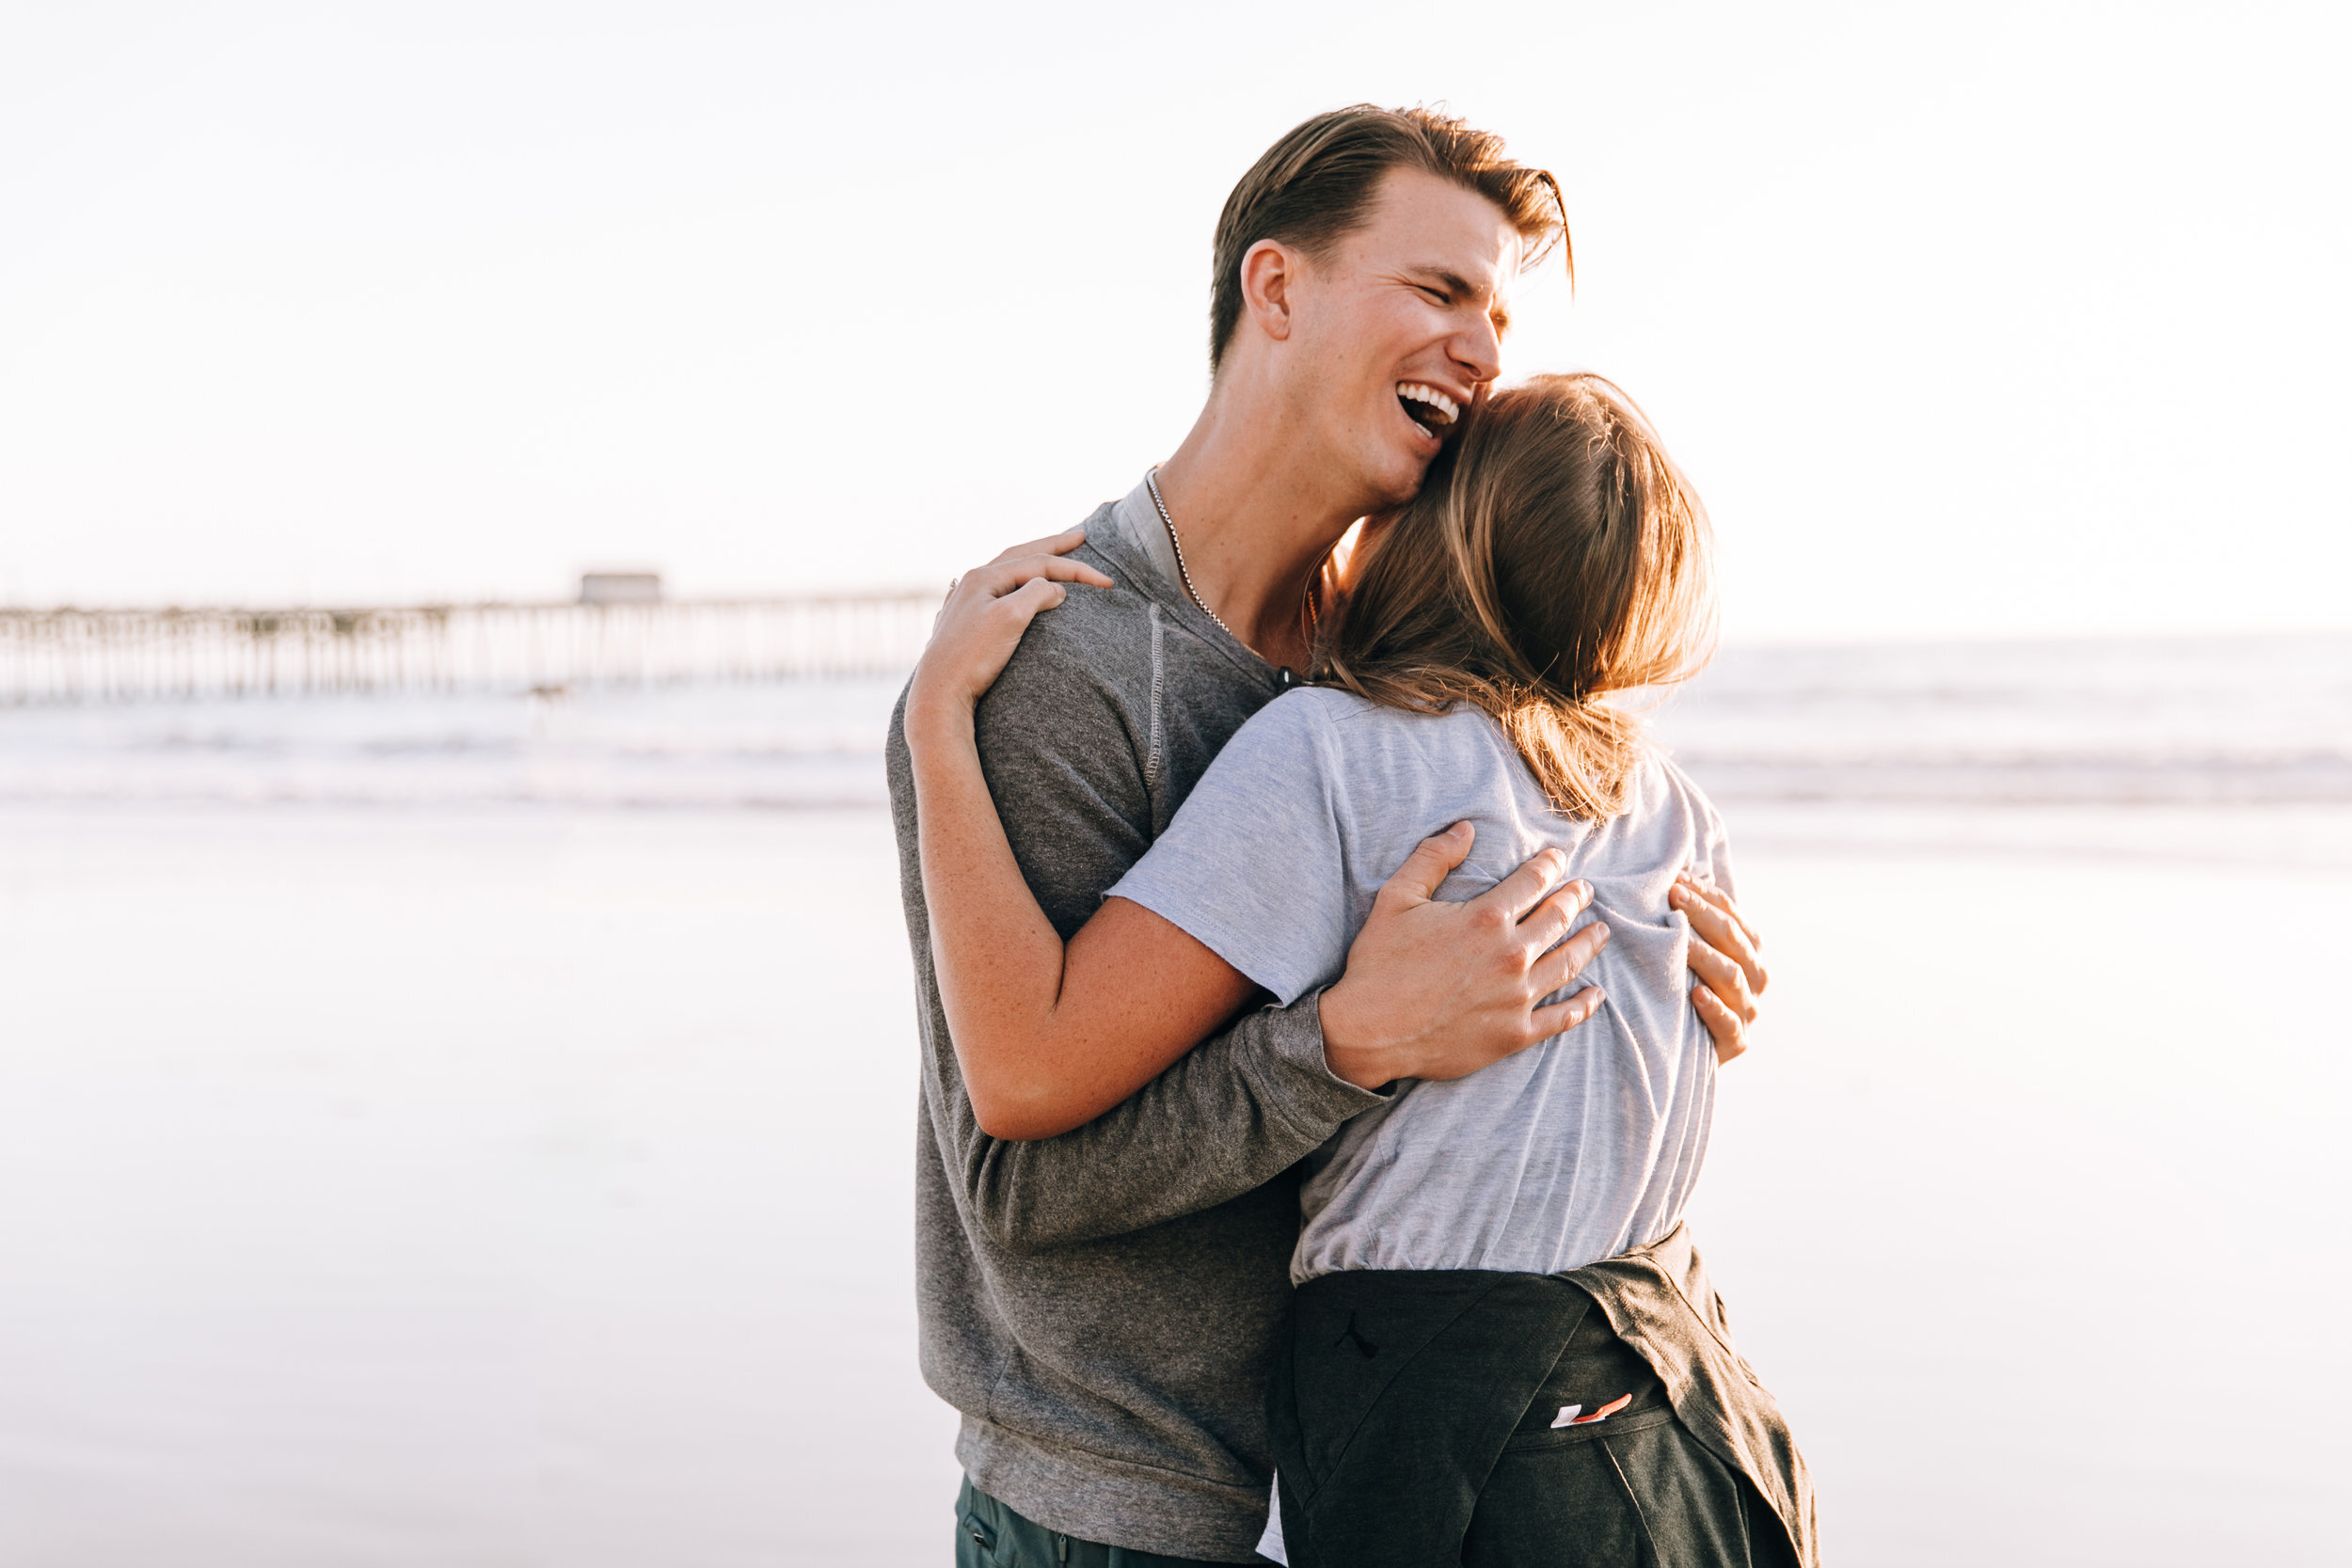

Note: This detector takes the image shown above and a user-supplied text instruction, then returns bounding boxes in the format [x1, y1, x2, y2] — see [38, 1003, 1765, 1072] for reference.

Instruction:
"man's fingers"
[1673, 879, 1768, 997]
[1706, 883, 1764, 954]
[1518, 879, 1594, 951]
[1527, 916, 1609, 997]
[1677, 870, 1763, 953]
[1692, 983, 1748, 1064]
[1684, 936, 1756, 1022]
[1473, 846, 1570, 924]
[985, 526, 1089, 566]
[1375, 822, 1475, 909]
[1529, 983, 1605, 1040]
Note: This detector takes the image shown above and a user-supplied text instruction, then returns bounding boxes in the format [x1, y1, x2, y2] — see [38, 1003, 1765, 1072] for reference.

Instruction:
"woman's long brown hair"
[1316, 373, 1717, 820]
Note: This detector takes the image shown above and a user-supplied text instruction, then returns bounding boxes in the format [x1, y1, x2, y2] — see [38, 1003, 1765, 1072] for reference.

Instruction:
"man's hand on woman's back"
[1318, 825, 1770, 1088]
[1319, 822, 1611, 1090]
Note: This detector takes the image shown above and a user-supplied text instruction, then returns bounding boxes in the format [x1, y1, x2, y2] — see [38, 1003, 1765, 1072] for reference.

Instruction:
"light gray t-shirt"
[1108, 686, 1734, 1285]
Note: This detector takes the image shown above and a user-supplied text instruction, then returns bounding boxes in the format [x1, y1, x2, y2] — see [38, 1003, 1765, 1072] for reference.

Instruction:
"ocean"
[10, 630, 2350, 823]
[1, 632, 2345, 1564]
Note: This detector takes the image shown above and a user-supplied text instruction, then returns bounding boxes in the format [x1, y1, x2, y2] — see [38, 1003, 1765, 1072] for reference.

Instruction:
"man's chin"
[1368, 447, 1438, 510]
[1327, 430, 1438, 516]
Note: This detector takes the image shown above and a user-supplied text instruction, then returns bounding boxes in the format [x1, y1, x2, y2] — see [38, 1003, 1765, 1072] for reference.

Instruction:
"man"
[885, 105, 1770, 1565]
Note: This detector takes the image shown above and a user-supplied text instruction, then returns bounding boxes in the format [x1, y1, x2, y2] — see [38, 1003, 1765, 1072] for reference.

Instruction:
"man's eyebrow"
[1407, 266, 1480, 298]
[1392, 262, 1505, 333]
[1408, 265, 1509, 332]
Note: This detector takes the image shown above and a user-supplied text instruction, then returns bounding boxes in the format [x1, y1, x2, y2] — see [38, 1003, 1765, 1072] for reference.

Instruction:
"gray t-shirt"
[1108, 686, 1734, 1284]
[1100, 469, 1187, 591]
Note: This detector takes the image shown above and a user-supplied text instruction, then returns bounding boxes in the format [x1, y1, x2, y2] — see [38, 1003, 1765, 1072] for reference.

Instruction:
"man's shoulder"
[959, 532, 1173, 768]
[993, 549, 1157, 694]
[881, 520, 1146, 741]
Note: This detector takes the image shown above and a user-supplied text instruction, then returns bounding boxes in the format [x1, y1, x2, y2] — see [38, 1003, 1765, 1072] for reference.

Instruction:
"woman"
[903, 374, 1813, 1566]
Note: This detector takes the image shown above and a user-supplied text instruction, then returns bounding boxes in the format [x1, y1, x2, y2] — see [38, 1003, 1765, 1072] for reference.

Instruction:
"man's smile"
[1397, 382, 1461, 445]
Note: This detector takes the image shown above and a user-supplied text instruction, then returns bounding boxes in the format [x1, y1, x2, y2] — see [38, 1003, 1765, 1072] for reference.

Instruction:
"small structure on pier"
[579, 572, 662, 605]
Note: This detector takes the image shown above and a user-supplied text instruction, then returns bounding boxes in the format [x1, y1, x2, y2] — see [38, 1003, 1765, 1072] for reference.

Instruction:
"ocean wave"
[1, 637, 2346, 816]
[1674, 750, 2352, 805]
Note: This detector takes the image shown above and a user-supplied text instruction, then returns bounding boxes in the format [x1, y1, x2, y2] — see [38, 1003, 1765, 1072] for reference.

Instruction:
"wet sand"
[0, 803, 2343, 1564]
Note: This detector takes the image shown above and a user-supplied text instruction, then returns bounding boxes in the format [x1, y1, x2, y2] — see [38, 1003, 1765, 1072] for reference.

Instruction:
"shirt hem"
[956, 1413, 1273, 1563]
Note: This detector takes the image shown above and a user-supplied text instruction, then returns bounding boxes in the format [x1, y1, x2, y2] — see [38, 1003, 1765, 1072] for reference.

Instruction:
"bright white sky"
[2, 1, 2345, 640]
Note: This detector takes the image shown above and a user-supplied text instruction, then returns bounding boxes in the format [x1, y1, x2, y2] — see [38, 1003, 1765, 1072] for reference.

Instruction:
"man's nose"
[1452, 312, 1503, 386]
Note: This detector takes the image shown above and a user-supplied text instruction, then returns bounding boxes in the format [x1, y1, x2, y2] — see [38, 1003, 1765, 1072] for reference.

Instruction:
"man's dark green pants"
[955, 1479, 1234, 1567]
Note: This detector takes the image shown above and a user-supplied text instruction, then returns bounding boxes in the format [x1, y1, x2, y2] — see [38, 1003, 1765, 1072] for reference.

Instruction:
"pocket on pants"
[955, 1479, 1003, 1566]
[1462, 1437, 1648, 1568]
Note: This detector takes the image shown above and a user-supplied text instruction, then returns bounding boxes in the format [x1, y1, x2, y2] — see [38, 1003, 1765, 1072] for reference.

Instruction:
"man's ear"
[1239, 239, 1300, 343]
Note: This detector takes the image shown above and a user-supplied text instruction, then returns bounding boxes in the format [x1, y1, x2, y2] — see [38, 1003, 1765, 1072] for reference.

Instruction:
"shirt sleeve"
[887, 620, 1385, 1256]
[1107, 691, 1358, 1007]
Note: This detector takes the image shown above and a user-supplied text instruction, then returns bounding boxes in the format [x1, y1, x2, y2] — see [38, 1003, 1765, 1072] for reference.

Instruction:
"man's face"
[1284, 168, 1523, 511]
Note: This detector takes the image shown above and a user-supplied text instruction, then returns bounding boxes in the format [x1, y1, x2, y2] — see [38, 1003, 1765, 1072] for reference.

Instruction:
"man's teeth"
[1398, 384, 1459, 431]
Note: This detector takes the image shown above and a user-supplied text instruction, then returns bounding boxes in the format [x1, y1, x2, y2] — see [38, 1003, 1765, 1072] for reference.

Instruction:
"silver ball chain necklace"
[1145, 467, 1319, 669]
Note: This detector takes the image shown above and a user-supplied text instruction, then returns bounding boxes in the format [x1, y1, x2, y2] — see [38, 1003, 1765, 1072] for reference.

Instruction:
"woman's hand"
[1674, 870, 1768, 1065]
[906, 529, 1113, 736]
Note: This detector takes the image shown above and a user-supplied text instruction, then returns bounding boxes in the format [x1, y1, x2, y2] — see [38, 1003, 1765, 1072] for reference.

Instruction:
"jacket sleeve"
[885, 600, 1388, 1253]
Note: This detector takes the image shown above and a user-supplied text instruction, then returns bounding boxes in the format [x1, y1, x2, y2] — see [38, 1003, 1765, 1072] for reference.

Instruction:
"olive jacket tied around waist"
[1266, 1221, 1818, 1567]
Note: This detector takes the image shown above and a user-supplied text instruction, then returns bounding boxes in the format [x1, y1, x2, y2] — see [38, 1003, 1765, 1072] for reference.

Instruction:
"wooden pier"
[0, 594, 943, 705]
